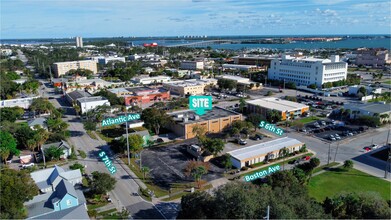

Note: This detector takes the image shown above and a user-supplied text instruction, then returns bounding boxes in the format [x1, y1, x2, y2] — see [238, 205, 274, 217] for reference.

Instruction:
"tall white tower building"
[75, 36, 83, 48]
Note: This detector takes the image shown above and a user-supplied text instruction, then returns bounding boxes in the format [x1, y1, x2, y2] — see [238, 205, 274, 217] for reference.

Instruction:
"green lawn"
[296, 116, 320, 124]
[383, 80, 391, 85]
[312, 162, 339, 174]
[308, 168, 391, 202]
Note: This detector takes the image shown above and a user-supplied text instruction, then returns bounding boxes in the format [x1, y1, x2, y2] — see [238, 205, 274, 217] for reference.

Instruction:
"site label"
[99, 151, 117, 174]
[189, 96, 213, 116]
[244, 164, 280, 182]
[101, 114, 140, 127]
[259, 121, 284, 136]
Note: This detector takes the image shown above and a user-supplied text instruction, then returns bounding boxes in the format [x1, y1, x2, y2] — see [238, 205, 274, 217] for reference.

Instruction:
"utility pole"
[125, 112, 130, 165]
[283, 79, 285, 90]
[334, 141, 340, 163]
[327, 142, 331, 165]
[264, 205, 270, 220]
[41, 148, 46, 168]
[385, 129, 390, 179]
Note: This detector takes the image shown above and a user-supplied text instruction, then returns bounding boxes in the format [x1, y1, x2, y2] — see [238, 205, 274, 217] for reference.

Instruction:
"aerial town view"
[1, 0, 390, 219]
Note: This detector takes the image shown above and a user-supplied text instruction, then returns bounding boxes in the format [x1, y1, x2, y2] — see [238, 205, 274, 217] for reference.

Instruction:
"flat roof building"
[163, 79, 217, 96]
[233, 55, 277, 69]
[228, 137, 305, 168]
[222, 64, 265, 72]
[246, 97, 309, 120]
[180, 61, 204, 70]
[108, 86, 170, 105]
[52, 60, 97, 77]
[268, 55, 347, 88]
[344, 102, 391, 123]
[133, 75, 171, 85]
[168, 107, 242, 139]
[217, 75, 262, 90]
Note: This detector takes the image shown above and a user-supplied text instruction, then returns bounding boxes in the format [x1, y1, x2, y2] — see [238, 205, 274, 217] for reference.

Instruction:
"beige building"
[228, 137, 305, 168]
[52, 60, 97, 77]
[217, 75, 262, 90]
[163, 79, 217, 96]
[169, 107, 242, 139]
[246, 97, 309, 121]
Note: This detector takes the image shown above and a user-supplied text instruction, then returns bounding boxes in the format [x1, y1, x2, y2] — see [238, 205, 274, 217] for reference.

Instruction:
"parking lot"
[301, 119, 368, 142]
[140, 140, 225, 189]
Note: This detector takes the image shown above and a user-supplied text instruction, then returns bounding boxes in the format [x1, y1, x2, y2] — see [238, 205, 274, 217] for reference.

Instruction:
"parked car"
[302, 156, 311, 161]
[334, 134, 341, 140]
[320, 121, 326, 126]
[156, 138, 164, 143]
[329, 134, 336, 141]
[236, 139, 247, 145]
[370, 144, 379, 150]
[22, 163, 35, 169]
[250, 134, 263, 141]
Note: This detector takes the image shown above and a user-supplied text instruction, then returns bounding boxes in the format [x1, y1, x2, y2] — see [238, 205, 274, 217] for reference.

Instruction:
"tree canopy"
[0, 169, 39, 219]
[0, 131, 20, 163]
[141, 107, 172, 135]
[0, 107, 24, 122]
[90, 171, 117, 194]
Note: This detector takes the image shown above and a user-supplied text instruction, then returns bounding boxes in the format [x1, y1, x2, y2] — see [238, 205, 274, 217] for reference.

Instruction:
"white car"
[370, 144, 379, 150]
[22, 163, 35, 169]
[335, 134, 341, 140]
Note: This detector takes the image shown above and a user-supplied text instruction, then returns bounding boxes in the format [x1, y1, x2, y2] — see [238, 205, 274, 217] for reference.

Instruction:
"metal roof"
[228, 137, 303, 161]
[246, 98, 308, 112]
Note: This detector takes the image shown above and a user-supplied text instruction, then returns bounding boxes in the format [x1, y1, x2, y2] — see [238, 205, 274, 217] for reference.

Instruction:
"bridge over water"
[165, 39, 242, 47]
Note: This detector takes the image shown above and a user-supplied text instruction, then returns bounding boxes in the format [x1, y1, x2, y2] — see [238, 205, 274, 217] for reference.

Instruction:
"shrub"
[241, 167, 249, 171]
[343, 160, 354, 169]
[78, 150, 87, 159]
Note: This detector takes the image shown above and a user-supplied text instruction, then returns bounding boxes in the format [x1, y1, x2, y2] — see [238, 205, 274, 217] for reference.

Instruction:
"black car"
[156, 138, 164, 143]
[250, 134, 263, 141]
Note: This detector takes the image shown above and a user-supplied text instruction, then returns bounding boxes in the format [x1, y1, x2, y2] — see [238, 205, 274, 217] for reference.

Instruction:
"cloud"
[315, 8, 338, 16]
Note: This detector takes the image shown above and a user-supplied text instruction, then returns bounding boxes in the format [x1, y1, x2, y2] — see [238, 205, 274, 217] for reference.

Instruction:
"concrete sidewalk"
[93, 131, 148, 189]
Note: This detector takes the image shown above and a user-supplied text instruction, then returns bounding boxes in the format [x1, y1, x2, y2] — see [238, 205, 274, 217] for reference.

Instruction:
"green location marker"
[189, 96, 213, 116]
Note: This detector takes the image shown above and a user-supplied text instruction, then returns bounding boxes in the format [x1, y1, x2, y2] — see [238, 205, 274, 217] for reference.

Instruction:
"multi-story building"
[233, 55, 277, 70]
[108, 87, 170, 106]
[356, 48, 389, 68]
[180, 61, 204, 70]
[52, 60, 97, 77]
[228, 137, 305, 168]
[163, 79, 217, 96]
[133, 75, 171, 85]
[268, 55, 347, 88]
[75, 36, 83, 48]
[88, 56, 126, 65]
[169, 107, 242, 139]
[246, 97, 309, 120]
[222, 64, 265, 72]
[64, 78, 111, 93]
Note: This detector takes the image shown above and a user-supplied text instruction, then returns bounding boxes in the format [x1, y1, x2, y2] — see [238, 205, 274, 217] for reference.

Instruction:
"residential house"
[28, 117, 47, 130]
[41, 140, 72, 159]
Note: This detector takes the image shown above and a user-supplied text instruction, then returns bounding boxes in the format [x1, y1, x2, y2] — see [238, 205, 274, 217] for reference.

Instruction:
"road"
[41, 81, 174, 219]
[285, 126, 391, 180]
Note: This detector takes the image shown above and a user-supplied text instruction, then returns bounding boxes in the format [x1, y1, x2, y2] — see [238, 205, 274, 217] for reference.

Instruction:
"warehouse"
[228, 137, 305, 168]
[246, 97, 309, 120]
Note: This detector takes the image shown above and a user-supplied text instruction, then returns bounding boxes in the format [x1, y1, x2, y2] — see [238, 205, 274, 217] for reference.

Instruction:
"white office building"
[78, 96, 110, 114]
[133, 75, 171, 85]
[180, 61, 204, 70]
[268, 55, 347, 88]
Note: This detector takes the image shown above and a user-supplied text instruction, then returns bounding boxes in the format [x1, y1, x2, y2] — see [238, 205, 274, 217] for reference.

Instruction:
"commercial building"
[233, 55, 277, 69]
[348, 85, 382, 96]
[0, 96, 40, 109]
[222, 64, 265, 72]
[78, 96, 110, 114]
[52, 60, 97, 77]
[133, 75, 171, 85]
[217, 75, 262, 90]
[169, 107, 242, 139]
[64, 78, 111, 93]
[356, 48, 389, 68]
[75, 36, 83, 48]
[343, 102, 391, 123]
[163, 79, 217, 96]
[268, 55, 347, 88]
[228, 137, 305, 168]
[108, 87, 170, 105]
[180, 61, 204, 70]
[88, 56, 126, 65]
[246, 97, 309, 120]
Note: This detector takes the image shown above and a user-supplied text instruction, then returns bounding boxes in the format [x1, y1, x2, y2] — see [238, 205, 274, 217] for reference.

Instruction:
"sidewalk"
[93, 131, 148, 189]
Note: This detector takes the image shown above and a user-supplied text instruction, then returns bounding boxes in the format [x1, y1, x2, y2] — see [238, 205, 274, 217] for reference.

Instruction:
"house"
[28, 117, 47, 130]
[30, 165, 82, 193]
[24, 179, 88, 219]
[41, 140, 72, 159]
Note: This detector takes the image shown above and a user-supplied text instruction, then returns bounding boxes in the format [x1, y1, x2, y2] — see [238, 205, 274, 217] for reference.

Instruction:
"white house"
[41, 140, 72, 159]
[268, 55, 348, 88]
[77, 96, 110, 114]
[133, 75, 171, 85]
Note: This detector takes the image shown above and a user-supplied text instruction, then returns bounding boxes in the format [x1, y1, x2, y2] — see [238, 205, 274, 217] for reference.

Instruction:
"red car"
[302, 156, 311, 161]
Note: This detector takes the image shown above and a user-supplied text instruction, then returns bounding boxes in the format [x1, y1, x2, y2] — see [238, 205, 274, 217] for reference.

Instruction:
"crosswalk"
[155, 202, 180, 220]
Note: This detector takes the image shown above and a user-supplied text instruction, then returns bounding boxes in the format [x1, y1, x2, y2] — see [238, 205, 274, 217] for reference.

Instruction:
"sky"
[1, 0, 390, 39]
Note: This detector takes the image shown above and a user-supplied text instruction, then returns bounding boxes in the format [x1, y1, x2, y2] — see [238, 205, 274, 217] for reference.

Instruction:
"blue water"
[1, 35, 390, 50]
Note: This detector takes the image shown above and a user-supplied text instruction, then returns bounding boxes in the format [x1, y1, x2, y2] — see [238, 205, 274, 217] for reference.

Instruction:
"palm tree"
[141, 166, 150, 180]
[34, 128, 49, 152]
[192, 166, 207, 189]
[27, 139, 37, 153]
[279, 147, 289, 170]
